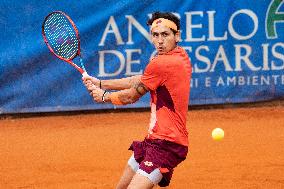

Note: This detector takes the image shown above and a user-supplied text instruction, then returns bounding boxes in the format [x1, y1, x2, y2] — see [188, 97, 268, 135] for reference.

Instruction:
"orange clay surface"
[0, 106, 284, 189]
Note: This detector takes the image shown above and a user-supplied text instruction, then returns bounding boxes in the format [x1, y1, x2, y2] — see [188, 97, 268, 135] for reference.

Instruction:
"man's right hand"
[82, 74, 100, 88]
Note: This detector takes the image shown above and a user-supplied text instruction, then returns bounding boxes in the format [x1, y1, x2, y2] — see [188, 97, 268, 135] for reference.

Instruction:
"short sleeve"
[141, 58, 166, 91]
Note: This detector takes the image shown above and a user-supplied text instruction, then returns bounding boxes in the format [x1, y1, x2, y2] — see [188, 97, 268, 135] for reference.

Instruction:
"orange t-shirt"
[141, 46, 192, 146]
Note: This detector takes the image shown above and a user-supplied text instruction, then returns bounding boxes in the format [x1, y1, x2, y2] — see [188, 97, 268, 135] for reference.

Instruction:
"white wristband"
[102, 91, 108, 103]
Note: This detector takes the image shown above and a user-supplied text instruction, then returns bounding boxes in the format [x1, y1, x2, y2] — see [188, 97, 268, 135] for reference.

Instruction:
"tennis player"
[83, 12, 192, 189]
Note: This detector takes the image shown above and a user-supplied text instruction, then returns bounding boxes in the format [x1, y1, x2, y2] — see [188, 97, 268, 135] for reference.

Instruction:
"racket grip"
[82, 72, 89, 77]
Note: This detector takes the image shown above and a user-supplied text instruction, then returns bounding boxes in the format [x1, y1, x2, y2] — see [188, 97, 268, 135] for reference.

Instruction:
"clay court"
[0, 105, 283, 189]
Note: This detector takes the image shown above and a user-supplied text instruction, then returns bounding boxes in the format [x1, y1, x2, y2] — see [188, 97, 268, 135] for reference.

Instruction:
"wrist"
[91, 77, 100, 88]
[102, 90, 109, 103]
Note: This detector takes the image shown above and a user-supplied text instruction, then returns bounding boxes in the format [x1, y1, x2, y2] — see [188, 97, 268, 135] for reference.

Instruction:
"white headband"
[151, 18, 178, 31]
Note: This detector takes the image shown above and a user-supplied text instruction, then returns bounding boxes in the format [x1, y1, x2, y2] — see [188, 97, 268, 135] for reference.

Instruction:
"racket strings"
[44, 13, 79, 60]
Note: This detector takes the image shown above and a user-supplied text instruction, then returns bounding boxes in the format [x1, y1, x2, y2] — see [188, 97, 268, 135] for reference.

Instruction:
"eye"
[162, 33, 169, 37]
[152, 33, 159, 37]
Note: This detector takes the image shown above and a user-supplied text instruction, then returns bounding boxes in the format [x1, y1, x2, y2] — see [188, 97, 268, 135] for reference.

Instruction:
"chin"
[157, 50, 166, 55]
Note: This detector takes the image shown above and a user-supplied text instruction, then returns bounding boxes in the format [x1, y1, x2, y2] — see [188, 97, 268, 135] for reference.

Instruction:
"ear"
[174, 30, 181, 43]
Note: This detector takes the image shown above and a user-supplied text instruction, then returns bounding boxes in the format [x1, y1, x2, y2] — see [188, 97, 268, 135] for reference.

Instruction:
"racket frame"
[42, 11, 85, 74]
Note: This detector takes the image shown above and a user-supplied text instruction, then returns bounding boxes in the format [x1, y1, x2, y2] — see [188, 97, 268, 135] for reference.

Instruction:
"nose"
[158, 35, 164, 44]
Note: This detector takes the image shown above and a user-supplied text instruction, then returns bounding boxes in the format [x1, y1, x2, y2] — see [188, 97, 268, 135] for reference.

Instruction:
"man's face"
[151, 25, 180, 55]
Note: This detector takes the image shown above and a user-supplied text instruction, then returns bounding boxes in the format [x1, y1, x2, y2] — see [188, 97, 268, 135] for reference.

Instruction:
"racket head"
[42, 11, 85, 74]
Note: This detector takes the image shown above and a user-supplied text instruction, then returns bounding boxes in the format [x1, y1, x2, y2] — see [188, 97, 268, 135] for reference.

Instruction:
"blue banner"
[0, 0, 284, 113]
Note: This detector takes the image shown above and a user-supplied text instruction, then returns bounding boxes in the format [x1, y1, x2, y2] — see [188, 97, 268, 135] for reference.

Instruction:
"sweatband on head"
[150, 18, 178, 31]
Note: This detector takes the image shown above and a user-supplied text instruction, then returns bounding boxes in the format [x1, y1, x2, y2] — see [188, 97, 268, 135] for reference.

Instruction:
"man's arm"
[101, 75, 142, 90]
[82, 75, 142, 90]
[87, 78, 149, 105]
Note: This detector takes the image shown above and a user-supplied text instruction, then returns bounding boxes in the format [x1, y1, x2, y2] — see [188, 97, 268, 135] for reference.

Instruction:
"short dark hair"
[147, 11, 180, 33]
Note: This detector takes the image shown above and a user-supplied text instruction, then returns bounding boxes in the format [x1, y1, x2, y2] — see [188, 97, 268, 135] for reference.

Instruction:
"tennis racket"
[42, 11, 88, 76]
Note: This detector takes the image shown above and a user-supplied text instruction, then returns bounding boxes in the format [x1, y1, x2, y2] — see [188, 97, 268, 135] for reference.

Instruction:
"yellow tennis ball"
[212, 128, 224, 141]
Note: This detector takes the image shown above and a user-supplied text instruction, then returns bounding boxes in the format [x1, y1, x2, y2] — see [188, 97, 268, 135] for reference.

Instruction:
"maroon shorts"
[128, 138, 188, 187]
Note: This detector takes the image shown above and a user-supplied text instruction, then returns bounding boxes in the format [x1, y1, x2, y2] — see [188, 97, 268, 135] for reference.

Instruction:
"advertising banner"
[0, 0, 283, 113]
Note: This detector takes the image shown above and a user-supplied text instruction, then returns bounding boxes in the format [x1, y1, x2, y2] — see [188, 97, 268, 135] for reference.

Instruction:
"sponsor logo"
[266, 0, 284, 39]
[144, 161, 153, 167]
[156, 20, 162, 24]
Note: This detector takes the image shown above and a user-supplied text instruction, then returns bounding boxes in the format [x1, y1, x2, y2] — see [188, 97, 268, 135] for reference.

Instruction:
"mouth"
[157, 46, 166, 54]
[157, 47, 164, 51]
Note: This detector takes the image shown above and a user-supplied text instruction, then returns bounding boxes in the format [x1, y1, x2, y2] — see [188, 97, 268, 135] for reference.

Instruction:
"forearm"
[89, 76, 148, 105]
[100, 75, 141, 90]
[103, 88, 140, 105]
